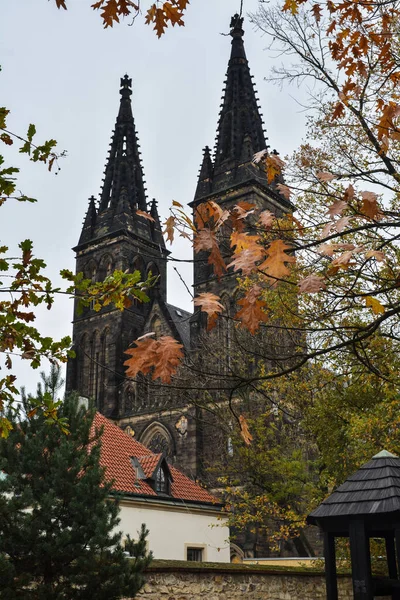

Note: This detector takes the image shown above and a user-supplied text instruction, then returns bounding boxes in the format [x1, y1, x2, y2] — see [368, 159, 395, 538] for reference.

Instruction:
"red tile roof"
[93, 412, 219, 505]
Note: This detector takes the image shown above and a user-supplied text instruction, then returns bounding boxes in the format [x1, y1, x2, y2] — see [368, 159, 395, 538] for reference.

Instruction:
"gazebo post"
[323, 532, 338, 600]
[349, 520, 373, 600]
[385, 534, 398, 580]
[395, 529, 400, 577]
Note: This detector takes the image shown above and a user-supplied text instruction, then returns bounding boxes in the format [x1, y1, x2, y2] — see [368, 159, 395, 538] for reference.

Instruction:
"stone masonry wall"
[135, 562, 354, 600]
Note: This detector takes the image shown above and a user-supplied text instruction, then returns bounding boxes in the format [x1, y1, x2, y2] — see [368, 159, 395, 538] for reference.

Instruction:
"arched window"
[131, 255, 145, 277]
[155, 466, 169, 494]
[146, 262, 160, 290]
[120, 381, 137, 415]
[99, 254, 113, 280]
[85, 260, 98, 283]
[140, 422, 174, 460]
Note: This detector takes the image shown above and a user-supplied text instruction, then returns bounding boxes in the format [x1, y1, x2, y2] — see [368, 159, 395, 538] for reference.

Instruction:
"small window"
[155, 467, 169, 494]
[187, 547, 203, 562]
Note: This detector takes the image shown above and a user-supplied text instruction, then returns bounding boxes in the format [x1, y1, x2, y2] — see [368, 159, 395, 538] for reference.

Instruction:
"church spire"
[211, 14, 268, 190]
[98, 75, 147, 218]
[78, 195, 98, 245]
[195, 146, 213, 199]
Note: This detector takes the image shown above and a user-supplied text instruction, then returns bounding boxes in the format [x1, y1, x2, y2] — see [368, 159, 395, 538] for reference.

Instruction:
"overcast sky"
[1, 0, 307, 394]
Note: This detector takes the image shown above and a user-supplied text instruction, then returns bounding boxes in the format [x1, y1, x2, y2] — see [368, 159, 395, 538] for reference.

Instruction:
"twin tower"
[66, 15, 291, 478]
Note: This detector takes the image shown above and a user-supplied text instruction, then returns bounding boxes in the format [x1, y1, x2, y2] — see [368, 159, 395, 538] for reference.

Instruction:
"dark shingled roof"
[308, 450, 400, 524]
[165, 303, 192, 348]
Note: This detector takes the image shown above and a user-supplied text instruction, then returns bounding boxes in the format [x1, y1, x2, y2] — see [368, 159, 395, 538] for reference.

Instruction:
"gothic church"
[66, 14, 291, 482]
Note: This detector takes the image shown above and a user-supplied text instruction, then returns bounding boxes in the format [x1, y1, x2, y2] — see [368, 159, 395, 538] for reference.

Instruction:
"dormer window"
[155, 466, 169, 494]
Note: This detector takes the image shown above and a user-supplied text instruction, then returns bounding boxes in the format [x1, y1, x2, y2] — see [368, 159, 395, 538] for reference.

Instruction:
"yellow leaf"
[365, 296, 385, 314]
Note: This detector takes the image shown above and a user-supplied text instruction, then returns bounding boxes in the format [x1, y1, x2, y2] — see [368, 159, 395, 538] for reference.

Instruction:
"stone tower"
[66, 75, 169, 418]
[191, 14, 292, 342]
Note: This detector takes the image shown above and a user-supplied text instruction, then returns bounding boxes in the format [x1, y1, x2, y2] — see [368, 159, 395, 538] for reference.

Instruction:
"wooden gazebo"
[307, 450, 400, 600]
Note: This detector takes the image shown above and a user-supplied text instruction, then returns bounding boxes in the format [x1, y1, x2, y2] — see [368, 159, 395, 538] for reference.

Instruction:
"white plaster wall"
[117, 500, 230, 562]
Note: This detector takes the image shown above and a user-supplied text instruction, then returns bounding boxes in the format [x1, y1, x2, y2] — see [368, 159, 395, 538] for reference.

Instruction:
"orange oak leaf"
[344, 184, 355, 201]
[312, 3, 322, 22]
[317, 171, 335, 182]
[239, 415, 253, 446]
[258, 210, 275, 228]
[124, 335, 183, 383]
[229, 232, 264, 274]
[195, 200, 224, 229]
[365, 250, 386, 262]
[286, 214, 305, 236]
[265, 154, 286, 184]
[320, 221, 334, 239]
[193, 229, 226, 278]
[230, 232, 260, 252]
[360, 191, 381, 220]
[229, 247, 265, 275]
[331, 102, 345, 121]
[327, 199, 347, 218]
[276, 183, 292, 200]
[331, 250, 354, 268]
[252, 149, 268, 163]
[299, 274, 326, 293]
[235, 285, 268, 334]
[163, 215, 176, 244]
[193, 292, 224, 331]
[334, 216, 351, 233]
[319, 243, 355, 256]
[136, 209, 155, 222]
[259, 240, 296, 284]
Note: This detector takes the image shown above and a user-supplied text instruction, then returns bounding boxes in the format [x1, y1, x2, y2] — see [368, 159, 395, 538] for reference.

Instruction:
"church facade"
[66, 15, 291, 485]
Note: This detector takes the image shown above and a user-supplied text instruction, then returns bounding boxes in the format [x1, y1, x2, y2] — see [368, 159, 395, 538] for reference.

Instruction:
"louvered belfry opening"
[308, 450, 400, 599]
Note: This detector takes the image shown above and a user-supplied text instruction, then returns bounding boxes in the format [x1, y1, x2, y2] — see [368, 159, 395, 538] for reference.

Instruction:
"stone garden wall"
[135, 561, 354, 599]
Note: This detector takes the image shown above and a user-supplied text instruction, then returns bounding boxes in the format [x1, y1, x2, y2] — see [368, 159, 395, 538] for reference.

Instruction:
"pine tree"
[0, 395, 152, 599]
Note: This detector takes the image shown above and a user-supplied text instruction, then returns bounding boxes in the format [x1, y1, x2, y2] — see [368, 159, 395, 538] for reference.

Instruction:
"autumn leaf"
[163, 215, 176, 244]
[124, 335, 183, 383]
[252, 149, 267, 163]
[239, 415, 253, 446]
[163, 2, 184, 27]
[276, 183, 292, 200]
[299, 274, 326, 293]
[312, 3, 322, 22]
[286, 214, 305, 236]
[229, 246, 265, 275]
[265, 154, 286, 184]
[235, 285, 268, 334]
[365, 250, 386, 262]
[334, 216, 351, 233]
[258, 210, 275, 228]
[331, 250, 354, 268]
[331, 102, 345, 121]
[317, 171, 335, 182]
[327, 199, 347, 218]
[193, 292, 224, 331]
[365, 296, 385, 314]
[360, 191, 381, 220]
[195, 200, 224, 229]
[194, 228, 226, 278]
[136, 209, 155, 222]
[259, 240, 296, 284]
[319, 243, 355, 256]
